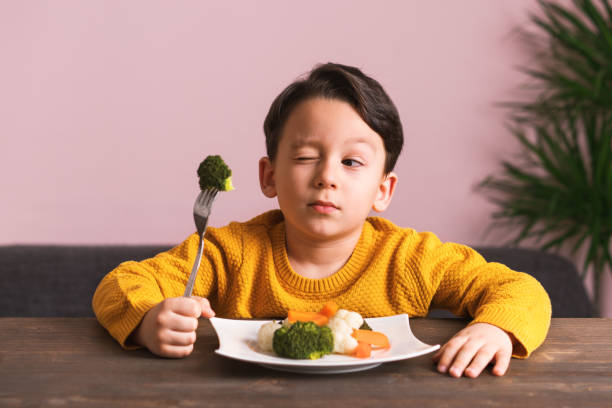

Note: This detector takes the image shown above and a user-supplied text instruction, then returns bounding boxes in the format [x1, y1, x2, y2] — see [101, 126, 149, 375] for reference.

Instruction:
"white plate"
[209, 314, 440, 374]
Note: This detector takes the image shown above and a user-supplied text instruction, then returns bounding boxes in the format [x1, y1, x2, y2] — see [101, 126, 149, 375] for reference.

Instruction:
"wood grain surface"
[1, 318, 610, 408]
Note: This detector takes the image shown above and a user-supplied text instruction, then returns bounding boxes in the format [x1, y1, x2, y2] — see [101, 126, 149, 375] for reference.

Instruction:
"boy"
[93, 62, 551, 378]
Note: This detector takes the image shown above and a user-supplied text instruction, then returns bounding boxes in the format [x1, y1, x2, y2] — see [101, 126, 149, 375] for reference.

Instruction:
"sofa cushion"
[0, 245, 170, 317]
[476, 246, 593, 317]
[0, 245, 593, 317]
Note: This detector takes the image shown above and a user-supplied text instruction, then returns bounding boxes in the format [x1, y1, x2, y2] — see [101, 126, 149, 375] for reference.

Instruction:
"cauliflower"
[257, 321, 282, 352]
[327, 309, 364, 354]
[334, 309, 364, 329]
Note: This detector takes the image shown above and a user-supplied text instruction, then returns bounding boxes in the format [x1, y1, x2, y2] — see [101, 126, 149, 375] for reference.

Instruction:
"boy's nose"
[314, 161, 337, 189]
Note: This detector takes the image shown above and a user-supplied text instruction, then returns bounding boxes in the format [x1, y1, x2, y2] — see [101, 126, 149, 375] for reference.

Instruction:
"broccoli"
[197, 155, 234, 191]
[273, 321, 334, 360]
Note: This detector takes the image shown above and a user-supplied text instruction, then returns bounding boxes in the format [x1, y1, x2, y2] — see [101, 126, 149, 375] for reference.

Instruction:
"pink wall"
[2, 0, 535, 245]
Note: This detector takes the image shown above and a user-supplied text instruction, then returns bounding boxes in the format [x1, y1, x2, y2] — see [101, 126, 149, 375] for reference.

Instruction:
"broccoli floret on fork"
[197, 155, 234, 192]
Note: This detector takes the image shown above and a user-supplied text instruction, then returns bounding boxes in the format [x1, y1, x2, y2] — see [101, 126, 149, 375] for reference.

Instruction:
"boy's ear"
[372, 172, 398, 212]
[259, 156, 278, 198]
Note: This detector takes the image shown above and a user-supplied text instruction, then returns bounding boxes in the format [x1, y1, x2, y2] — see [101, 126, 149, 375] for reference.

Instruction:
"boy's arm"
[412, 232, 552, 359]
[92, 231, 226, 349]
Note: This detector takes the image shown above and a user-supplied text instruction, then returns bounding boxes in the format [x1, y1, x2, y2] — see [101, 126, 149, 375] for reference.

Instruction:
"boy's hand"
[432, 322, 513, 378]
[130, 296, 215, 358]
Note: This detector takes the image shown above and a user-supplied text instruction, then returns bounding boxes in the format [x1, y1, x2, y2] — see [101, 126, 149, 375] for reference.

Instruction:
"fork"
[183, 187, 218, 297]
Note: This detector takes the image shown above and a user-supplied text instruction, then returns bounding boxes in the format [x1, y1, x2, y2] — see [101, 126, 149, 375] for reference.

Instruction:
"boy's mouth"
[308, 200, 339, 214]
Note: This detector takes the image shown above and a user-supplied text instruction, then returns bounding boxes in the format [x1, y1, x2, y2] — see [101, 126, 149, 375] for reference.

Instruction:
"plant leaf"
[580, 0, 612, 52]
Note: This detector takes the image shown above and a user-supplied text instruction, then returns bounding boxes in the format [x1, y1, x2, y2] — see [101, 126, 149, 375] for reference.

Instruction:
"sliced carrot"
[318, 301, 339, 318]
[351, 329, 390, 349]
[353, 341, 372, 358]
[287, 310, 329, 326]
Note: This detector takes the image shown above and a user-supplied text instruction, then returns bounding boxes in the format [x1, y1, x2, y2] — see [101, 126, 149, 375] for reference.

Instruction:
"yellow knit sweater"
[92, 210, 551, 357]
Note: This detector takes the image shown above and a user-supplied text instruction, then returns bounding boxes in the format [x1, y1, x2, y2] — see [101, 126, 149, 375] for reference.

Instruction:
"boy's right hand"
[130, 296, 215, 358]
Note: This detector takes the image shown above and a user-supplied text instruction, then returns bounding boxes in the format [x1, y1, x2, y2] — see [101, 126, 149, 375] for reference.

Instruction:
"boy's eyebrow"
[289, 139, 313, 149]
[345, 136, 377, 148]
[290, 136, 378, 151]
[342, 136, 379, 154]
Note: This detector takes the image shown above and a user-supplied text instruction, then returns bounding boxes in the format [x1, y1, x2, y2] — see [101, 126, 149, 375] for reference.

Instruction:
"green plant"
[478, 0, 612, 314]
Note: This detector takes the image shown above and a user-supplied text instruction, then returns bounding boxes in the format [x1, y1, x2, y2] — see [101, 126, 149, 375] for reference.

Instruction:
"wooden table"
[1, 318, 611, 407]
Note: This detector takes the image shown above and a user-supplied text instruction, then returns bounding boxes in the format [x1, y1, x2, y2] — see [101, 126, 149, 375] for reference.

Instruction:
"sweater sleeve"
[91, 225, 237, 349]
[411, 231, 552, 358]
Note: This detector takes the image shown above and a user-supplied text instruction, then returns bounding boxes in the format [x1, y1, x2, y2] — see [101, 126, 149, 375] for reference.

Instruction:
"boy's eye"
[342, 158, 363, 167]
[296, 157, 317, 161]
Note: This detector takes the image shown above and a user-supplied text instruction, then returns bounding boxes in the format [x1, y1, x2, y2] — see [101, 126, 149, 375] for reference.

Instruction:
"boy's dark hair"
[263, 62, 404, 174]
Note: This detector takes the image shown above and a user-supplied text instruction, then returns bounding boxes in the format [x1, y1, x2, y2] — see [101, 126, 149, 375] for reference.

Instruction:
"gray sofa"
[0, 245, 594, 318]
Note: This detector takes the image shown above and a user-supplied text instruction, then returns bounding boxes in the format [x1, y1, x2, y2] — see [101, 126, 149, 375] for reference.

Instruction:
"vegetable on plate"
[257, 301, 390, 360]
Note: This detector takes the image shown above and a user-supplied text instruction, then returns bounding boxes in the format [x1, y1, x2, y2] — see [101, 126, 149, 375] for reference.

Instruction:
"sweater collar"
[270, 218, 375, 294]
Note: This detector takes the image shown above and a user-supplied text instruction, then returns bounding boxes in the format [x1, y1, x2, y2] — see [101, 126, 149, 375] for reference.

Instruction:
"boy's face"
[259, 97, 397, 242]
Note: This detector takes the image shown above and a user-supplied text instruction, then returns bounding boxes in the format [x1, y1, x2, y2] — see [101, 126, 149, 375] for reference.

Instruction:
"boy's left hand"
[432, 322, 513, 378]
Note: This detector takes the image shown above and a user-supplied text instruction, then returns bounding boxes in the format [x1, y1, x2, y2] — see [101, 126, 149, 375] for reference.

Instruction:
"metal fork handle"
[183, 231, 205, 297]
